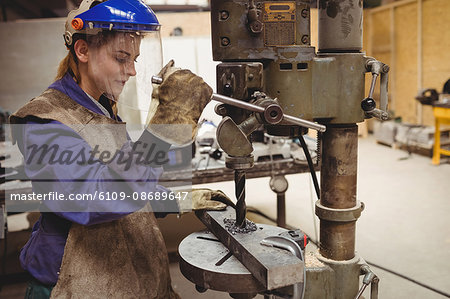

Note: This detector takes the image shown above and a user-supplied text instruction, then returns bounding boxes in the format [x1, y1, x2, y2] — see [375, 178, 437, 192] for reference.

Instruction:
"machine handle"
[212, 94, 326, 132]
[361, 59, 390, 121]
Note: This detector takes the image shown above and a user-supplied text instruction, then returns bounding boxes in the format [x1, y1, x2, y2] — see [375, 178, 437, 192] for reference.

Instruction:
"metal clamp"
[315, 200, 364, 222]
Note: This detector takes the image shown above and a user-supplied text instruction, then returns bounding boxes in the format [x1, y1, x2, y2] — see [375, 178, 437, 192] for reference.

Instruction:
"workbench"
[432, 102, 450, 165]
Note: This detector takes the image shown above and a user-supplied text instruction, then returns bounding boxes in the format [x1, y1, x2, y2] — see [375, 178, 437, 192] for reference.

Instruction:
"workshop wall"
[157, 11, 211, 37]
[364, 0, 450, 127]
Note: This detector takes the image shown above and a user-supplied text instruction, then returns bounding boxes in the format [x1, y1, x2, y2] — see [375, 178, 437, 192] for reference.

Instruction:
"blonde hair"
[55, 51, 80, 82]
[55, 34, 118, 117]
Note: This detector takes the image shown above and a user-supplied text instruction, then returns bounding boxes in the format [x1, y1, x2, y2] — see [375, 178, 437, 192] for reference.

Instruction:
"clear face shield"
[86, 29, 163, 125]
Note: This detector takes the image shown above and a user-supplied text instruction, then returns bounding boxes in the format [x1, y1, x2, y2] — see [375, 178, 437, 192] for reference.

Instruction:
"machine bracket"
[315, 200, 364, 222]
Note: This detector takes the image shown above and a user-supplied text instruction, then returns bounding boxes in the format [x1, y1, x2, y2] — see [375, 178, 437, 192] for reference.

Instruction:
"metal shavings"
[223, 218, 257, 235]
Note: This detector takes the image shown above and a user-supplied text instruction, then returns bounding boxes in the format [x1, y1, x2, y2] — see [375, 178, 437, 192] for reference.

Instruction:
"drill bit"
[235, 170, 247, 228]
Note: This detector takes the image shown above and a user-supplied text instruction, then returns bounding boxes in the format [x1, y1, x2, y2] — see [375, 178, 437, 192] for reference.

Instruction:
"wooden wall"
[364, 0, 450, 126]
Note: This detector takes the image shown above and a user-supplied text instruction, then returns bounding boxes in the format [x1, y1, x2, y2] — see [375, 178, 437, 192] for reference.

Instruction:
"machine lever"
[362, 59, 390, 121]
[212, 94, 326, 132]
[355, 265, 378, 299]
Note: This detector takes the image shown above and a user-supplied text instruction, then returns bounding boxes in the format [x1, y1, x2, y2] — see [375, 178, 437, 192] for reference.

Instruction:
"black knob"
[361, 97, 376, 111]
[195, 285, 207, 293]
[209, 149, 222, 160]
[223, 83, 233, 96]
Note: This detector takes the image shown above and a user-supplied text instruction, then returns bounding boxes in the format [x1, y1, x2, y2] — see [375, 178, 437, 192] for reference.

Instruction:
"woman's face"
[88, 33, 141, 100]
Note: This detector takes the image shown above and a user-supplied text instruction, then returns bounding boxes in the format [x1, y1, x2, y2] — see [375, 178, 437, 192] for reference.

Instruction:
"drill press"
[178, 0, 388, 298]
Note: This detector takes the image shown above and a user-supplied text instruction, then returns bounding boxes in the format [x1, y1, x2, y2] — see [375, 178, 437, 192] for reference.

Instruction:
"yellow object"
[432, 106, 450, 165]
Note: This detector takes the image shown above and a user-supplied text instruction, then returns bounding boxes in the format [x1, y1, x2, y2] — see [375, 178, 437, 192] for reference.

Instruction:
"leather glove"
[178, 188, 235, 214]
[146, 60, 213, 146]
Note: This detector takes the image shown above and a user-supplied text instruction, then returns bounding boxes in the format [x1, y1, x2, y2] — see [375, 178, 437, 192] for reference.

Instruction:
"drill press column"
[319, 125, 358, 261]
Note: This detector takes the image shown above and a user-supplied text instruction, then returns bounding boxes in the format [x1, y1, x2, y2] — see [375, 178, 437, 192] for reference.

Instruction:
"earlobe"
[74, 39, 89, 63]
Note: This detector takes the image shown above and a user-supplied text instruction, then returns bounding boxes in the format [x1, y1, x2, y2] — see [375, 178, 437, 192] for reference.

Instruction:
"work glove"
[178, 188, 235, 214]
[146, 60, 213, 146]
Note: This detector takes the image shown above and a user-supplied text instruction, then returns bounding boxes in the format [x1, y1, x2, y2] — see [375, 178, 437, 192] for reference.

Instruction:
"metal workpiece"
[318, 0, 363, 52]
[211, 0, 312, 61]
[195, 208, 305, 291]
[319, 125, 358, 261]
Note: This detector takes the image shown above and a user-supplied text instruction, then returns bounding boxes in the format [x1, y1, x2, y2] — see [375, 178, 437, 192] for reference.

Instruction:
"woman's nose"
[126, 61, 137, 76]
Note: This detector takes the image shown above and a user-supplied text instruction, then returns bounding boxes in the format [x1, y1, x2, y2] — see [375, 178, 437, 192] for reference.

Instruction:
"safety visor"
[82, 29, 163, 124]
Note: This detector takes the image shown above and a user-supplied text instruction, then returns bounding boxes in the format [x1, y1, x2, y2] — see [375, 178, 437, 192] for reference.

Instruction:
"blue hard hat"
[64, 0, 160, 46]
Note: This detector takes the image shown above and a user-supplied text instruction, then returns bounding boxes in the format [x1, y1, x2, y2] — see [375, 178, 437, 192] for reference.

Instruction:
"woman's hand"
[146, 60, 213, 146]
[178, 189, 235, 214]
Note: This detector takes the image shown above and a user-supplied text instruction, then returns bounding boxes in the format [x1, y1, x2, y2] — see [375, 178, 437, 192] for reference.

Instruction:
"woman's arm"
[16, 120, 179, 225]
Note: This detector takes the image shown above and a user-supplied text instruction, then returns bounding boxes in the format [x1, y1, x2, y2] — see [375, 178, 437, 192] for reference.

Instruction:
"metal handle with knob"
[361, 59, 390, 121]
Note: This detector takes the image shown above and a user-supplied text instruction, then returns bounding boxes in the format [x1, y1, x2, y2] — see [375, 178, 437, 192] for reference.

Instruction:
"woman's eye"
[115, 56, 128, 64]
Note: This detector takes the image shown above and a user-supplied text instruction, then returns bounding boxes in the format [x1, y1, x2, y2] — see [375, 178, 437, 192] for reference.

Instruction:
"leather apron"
[10, 89, 180, 299]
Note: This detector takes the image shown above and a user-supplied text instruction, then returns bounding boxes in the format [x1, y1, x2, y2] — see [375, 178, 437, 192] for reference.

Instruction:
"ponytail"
[55, 51, 81, 83]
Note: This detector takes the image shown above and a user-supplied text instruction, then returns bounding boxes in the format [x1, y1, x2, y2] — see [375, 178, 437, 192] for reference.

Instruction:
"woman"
[10, 0, 231, 297]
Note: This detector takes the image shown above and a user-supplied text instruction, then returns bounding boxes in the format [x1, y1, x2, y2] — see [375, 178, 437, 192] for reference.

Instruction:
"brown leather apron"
[11, 89, 180, 299]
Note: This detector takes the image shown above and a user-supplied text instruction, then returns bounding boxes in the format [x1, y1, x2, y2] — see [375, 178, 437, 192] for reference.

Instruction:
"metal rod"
[276, 193, 286, 228]
[212, 94, 265, 113]
[283, 114, 326, 132]
[355, 283, 369, 299]
[371, 277, 379, 299]
[368, 73, 378, 98]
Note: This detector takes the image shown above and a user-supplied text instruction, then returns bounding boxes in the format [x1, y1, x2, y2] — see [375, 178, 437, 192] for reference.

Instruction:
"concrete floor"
[1, 135, 449, 298]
